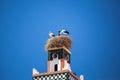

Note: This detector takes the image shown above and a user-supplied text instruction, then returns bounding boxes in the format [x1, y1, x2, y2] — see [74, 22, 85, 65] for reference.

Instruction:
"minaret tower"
[32, 30, 83, 80]
[47, 45, 71, 72]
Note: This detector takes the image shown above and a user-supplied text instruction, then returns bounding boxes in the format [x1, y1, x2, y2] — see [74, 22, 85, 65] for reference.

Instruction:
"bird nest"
[45, 36, 72, 50]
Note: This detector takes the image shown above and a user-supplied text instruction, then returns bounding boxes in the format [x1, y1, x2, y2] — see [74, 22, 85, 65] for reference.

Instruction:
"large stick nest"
[45, 36, 72, 50]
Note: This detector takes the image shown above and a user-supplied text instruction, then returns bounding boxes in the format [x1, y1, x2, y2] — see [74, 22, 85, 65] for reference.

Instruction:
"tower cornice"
[47, 46, 71, 54]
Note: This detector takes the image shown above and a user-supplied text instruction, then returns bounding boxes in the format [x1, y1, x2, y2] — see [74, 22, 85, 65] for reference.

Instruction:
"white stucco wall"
[50, 55, 61, 72]
[49, 54, 71, 72]
[62, 60, 71, 71]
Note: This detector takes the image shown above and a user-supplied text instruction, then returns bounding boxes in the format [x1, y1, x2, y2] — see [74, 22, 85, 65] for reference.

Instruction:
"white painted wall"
[62, 60, 71, 71]
[50, 54, 61, 72]
[49, 54, 71, 72]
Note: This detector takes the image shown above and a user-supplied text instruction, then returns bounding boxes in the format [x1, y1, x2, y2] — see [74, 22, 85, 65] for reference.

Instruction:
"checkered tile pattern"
[32, 72, 78, 80]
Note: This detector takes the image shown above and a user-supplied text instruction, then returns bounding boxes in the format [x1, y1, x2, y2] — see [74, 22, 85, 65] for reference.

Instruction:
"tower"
[47, 47, 71, 72]
[32, 30, 83, 80]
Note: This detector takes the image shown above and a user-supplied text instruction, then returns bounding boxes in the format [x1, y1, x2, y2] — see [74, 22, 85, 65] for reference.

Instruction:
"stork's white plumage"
[60, 29, 69, 35]
[49, 32, 55, 37]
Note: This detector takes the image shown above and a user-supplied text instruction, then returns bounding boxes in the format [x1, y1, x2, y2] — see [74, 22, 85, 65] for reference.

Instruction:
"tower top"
[47, 46, 71, 54]
[45, 36, 72, 50]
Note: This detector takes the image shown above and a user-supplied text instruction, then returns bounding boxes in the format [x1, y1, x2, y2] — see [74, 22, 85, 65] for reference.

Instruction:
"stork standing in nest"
[49, 32, 55, 38]
[59, 29, 69, 36]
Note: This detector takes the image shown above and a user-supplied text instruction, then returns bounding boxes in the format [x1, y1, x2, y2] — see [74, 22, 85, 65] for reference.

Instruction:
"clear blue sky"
[0, 0, 120, 80]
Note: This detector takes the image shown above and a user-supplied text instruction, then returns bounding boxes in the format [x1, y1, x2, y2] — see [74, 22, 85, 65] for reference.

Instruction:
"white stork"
[60, 29, 69, 35]
[49, 32, 55, 37]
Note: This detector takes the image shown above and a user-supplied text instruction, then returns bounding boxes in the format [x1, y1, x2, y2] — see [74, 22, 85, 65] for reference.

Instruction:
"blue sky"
[0, 0, 120, 80]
